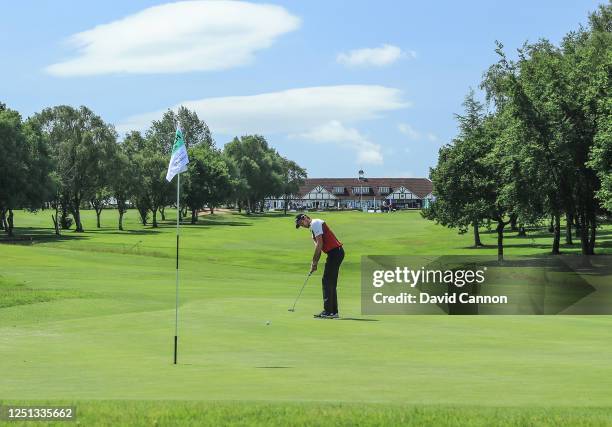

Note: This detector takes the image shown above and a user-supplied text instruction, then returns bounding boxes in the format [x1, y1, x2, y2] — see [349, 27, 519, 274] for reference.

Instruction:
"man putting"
[295, 214, 345, 319]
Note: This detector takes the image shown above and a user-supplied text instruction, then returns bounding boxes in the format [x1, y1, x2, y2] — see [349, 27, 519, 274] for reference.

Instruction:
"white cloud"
[398, 123, 438, 143]
[117, 84, 409, 165]
[294, 120, 383, 165]
[117, 85, 409, 134]
[45, 1, 300, 76]
[337, 44, 413, 67]
[398, 123, 420, 140]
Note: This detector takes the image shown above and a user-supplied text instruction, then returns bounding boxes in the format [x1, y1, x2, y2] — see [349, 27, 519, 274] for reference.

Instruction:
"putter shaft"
[288, 272, 312, 312]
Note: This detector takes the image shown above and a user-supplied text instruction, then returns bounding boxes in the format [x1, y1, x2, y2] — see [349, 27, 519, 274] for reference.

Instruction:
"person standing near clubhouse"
[295, 214, 345, 318]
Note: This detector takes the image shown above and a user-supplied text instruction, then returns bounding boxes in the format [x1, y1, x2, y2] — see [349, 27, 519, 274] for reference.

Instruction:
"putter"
[288, 271, 312, 312]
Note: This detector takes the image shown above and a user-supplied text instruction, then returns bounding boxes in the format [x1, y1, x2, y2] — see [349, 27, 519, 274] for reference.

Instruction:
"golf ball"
[266, 320, 271, 325]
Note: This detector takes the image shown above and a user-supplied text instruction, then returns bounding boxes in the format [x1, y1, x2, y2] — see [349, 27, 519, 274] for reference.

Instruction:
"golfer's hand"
[310, 263, 318, 273]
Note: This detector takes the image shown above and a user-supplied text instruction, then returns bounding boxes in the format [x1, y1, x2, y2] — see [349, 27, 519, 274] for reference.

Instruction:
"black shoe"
[314, 311, 339, 319]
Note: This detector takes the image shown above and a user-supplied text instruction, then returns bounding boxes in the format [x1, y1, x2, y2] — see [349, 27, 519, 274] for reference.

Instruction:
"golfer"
[295, 214, 345, 318]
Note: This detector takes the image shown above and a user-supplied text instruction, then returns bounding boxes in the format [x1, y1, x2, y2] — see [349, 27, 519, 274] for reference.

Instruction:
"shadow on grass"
[255, 366, 293, 369]
[461, 244, 498, 250]
[481, 228, 612, 240]
[241, 212, 291, 219]
[92, 228, 161, 235]
[0, 227, 90, 245]
[180, 217, 252, 227]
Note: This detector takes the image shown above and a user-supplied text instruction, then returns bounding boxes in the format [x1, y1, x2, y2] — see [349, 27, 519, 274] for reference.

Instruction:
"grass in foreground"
[2, 401, 612, 427]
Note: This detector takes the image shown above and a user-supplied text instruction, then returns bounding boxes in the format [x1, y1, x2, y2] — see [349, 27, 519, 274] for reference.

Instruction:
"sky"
[0, 0, 603, 178]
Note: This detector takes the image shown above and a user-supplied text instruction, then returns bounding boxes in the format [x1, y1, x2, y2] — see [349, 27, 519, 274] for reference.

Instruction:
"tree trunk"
[209, 206, 214, 214]
[118, 211, 124, 231]
[518, 224, 526, 237]
[138, 206, 148, 225]
[191, 208, 197, 224]
[510, 214, 518, 231]
[152, 209, 158, 228]
[552, 213, 561, 255]
[473, 220, 482, 247]
[72, 198, 84, 232]
[496, 220, 505, 262]
[574, 216, 581, 238]
[7, 209, 14, 237]
[237, 200, 242, 213]
[54, 202, 60, 235]
[579, 212, 589, 254]
[581, 211, 596, 255]
[0, 208, 5, 230]
[283, 198, 288, 215]
[96, 208, 102, 228]
[51, 214, 60, 235]
[160, 206, 166, 221]
[588, 218, 596, 255]
[565, 213, 573, 245]
[548, 216, 554, 233]
[60, 204, 70, 229]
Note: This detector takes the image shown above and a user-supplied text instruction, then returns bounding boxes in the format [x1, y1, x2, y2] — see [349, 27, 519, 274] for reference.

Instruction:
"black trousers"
[322, 246, 345, 313]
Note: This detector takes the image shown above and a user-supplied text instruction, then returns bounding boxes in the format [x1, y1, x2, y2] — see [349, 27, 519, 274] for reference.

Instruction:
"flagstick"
[174, 173, 180, 365]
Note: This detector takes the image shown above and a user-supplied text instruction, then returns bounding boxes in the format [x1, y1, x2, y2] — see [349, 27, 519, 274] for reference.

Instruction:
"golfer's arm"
[312, 235, 323, 265]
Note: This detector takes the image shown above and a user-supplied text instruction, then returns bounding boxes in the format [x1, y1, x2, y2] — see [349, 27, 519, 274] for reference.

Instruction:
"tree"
[0, 107, 53, 236]
[31, 106, 117, 232]
[423, 91, 494, 248]
[122, 131, 150, 226]
[280, 158, 307, 215]
[109, 145, 133, 231]
[588, 110, 612, 211]
[146, 106, 213, 155]
[224, 135, 284, 213]
[480, 1, 611, 255]
[0, 107, 29, 236]
[586, 4, 612, 212]
[135, 151, 171, 228]
[144, 107, 214, 221]
[89, 135, 117, 228]
[184, 145, 233, 223]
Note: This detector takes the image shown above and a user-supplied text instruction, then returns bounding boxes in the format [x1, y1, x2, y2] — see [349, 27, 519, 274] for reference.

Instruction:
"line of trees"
[0, 104, 306, 236]
[424, 4, 611, 260]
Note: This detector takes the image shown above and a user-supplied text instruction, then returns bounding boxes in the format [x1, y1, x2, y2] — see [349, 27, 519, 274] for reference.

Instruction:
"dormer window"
[353, 187, 370, 195]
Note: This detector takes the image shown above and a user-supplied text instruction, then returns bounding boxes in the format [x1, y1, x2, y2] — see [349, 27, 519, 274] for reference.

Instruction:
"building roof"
[297, 178, 433, 199]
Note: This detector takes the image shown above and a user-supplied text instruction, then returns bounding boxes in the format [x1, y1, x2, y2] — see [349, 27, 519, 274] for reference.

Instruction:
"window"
[332, 186, 345, 194]
[378, 186, 390, 194]
[353, 187, 370, 195]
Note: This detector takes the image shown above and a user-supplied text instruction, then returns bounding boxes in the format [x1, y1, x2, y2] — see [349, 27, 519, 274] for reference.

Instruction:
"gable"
[302, 185, 337, 200]
[386, 186, 417, 199]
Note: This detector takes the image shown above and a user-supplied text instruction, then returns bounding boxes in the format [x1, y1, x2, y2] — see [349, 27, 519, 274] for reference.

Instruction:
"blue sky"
[0, 0, 602, 178]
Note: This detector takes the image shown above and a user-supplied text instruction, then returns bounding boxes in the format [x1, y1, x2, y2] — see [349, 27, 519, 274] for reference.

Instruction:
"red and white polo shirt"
[310, 219, 342, 253]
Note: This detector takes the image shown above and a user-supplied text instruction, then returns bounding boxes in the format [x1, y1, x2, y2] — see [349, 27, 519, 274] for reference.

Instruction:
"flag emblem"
[166, 127, 189, 182]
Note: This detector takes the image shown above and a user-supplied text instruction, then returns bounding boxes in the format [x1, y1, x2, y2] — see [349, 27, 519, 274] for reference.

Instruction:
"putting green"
[1, 209, 611, 424]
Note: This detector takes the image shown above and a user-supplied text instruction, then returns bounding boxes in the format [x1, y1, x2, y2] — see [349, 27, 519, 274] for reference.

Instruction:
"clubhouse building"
[267, 177, 434, 210]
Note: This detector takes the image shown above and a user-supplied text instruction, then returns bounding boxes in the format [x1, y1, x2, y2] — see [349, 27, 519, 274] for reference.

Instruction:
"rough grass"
[1, 401, 611, 426]
[0, 277, 97, 309]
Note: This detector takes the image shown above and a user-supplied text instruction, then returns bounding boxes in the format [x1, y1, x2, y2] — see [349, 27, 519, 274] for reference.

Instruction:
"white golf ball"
[266, 320, 271, 326]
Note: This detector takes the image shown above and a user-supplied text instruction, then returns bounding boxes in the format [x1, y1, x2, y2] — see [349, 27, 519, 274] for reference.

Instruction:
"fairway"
[1, 209, 612, 424]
